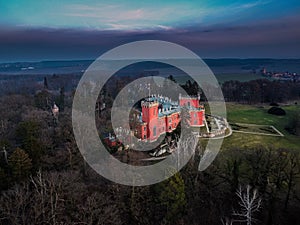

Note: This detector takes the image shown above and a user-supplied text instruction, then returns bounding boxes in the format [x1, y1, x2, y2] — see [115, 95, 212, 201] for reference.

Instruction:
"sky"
[0, 0, 300, 62]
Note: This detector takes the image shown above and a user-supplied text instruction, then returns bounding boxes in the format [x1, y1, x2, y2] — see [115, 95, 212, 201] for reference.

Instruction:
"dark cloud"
[0, 15, 300, 62]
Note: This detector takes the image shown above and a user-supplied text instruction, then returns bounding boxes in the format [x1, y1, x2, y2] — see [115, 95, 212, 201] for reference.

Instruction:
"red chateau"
[135, 93, 205, 142]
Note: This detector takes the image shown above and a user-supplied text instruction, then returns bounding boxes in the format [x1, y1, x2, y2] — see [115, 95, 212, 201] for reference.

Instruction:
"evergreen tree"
[34, 90, 51, 110]
[153, 170, 186, 223]
[167, 75, 176, 83]
[16, 121, 43, 169]
[59, 86, 65, 112]
[43, 77, 48, 89]
[8, 148, 32, 182]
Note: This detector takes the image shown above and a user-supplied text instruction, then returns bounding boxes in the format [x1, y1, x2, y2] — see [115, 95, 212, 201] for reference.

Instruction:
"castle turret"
[141, 100, 159, 141]
[141, 100, 159, 123]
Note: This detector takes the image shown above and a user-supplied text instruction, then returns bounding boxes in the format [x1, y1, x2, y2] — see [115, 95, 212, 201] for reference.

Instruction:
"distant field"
[215, 73, 266, 83]
[221, 103, 300, 150]
[174, 73, 266, 84]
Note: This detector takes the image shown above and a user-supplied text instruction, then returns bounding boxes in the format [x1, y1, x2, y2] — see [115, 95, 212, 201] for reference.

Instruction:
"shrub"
[267, 107, 286, 116]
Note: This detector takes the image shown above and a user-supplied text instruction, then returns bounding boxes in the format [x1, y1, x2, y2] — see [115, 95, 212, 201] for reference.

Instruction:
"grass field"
[230, 122, 283, 136]
[220, 103, 300, 150]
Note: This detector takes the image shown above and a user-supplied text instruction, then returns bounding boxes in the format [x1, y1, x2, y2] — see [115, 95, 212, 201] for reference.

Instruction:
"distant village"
[260, 67, 300, 82]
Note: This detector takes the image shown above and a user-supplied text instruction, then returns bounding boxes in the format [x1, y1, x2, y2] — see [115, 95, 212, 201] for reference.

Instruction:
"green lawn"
[221, 103, 300, 150]
[230, 123, 281, 136]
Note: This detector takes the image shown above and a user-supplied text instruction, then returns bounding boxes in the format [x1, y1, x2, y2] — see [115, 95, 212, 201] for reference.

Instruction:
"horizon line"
[1, 57, 300, 64]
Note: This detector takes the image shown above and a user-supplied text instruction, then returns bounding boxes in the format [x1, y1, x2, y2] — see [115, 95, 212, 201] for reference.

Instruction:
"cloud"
[58, 3, 237, 31]
[156, 25, 174, 31]
[59, 3, 194, 30]
[65, 4, 145, 21]
[0, 13, 299, 61]
[237, 0, 272, 9]
[0, 1, 277, 31]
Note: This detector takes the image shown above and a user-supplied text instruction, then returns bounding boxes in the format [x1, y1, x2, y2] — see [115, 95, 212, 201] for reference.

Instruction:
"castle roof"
[144, 95, 181, 117]
[139, 94, 204, 123]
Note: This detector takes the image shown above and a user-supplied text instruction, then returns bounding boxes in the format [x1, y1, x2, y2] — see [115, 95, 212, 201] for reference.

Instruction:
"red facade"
[137, 94, 205, 142]
[104, 135, 117, 147]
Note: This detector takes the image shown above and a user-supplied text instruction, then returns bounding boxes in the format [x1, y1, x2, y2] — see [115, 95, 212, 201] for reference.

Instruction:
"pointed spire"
[52, 102, 59, 116]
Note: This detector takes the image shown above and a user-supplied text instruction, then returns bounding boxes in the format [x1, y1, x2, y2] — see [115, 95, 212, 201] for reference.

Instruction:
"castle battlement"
[141, 100, 159, 108]
[179, 93, 201, 100]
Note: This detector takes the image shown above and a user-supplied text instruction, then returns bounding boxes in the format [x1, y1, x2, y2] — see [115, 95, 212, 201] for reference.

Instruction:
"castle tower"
[141, 100, 159, 141]
[141, 100, 159, 123]
[179, 94, 200, 108]
[178, 93, 205, 127]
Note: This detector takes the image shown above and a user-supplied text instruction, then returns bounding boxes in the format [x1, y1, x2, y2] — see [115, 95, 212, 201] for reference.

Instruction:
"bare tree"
[232, 185, 262, 225]
[284, 152, 300, 210]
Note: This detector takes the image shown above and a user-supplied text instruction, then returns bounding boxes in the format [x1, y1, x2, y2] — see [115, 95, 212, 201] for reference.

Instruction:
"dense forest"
[179, 78, 300, 104]
[0, 74, 299, 225]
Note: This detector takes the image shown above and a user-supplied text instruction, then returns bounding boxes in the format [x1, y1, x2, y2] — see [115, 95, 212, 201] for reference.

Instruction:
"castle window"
[144, 135, 146, 139]
[144, 127, 146, 131]
[187, 102, 191, 107]
[153, 126, 157, 136]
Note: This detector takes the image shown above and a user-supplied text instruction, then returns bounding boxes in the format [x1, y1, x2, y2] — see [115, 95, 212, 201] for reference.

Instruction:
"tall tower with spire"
[52, 102, 59, 117]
